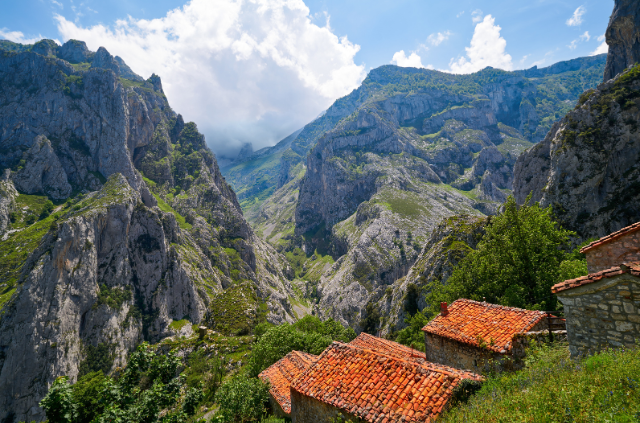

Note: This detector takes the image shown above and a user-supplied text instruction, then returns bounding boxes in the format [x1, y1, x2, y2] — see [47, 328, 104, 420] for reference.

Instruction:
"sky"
[0, 0, 613, 157]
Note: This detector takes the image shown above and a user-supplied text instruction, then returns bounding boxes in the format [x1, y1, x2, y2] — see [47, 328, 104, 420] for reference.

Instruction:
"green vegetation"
[247, 315, 356, 377]
[151, 191, 192, 230]
[441, 343, 640, 422]
[425, 195, 586, 313]
[41, 343, 203, 423]
[169, 319, 189, 331]
[206, 283, 268, 336]
[213, 377, 270, 423]
[78, 343, 114, 378]
[93, 285, 132, 310]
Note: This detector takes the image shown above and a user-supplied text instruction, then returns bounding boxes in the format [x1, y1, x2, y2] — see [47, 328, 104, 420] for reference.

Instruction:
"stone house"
[258, 351, 318, 418]
[258, 333, 482, 423]
[421, 299, 549, 373]
[289, 339, 482, 423]
[552, 223, 640, 357]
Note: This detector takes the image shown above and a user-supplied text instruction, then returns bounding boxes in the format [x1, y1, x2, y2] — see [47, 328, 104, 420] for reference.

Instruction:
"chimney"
[440, 302, 449, 316]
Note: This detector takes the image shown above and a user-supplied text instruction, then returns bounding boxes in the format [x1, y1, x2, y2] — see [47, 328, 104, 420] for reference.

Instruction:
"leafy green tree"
[40, 200, 54, 219]
[395, 312, 429, 351]
[426, 196, 575, 312]
[247, 315, 355, 377]
[40, 376, 78, 423]
[72, 371, 108, 423]
[213, 377, 270, 423]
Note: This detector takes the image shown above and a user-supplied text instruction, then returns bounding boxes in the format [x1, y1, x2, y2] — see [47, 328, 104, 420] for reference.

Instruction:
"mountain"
[514, 0, 640, 241]
[223, 55, 607, 224]
[0, 39, 296, 421]
[234, 56, 607, 332]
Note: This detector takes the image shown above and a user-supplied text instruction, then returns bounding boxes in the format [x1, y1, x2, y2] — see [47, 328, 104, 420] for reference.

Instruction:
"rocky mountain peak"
[604, 0, 640, 82]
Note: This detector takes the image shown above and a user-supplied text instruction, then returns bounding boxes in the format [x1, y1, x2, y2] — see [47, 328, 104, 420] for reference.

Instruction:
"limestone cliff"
[0, 40, 294, 421]
[604, 0, 640, 82]
[514, 65, 640, 240]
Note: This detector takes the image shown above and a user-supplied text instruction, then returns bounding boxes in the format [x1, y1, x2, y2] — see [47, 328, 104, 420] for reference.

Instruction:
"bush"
[247, 315, 355, 377]
[40, 200, 54, 219]
[213, 377, 270, 423]
[40, 376, 77, 423]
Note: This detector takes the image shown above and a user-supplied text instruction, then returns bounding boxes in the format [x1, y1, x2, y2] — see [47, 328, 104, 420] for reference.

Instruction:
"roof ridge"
[552, 261, 640, 293]
[452, 298, 546, 315]
[580, 221, 640, 253]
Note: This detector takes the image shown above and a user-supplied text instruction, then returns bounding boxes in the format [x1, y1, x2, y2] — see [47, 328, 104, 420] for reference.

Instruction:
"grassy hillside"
[442, 342, 640, 422]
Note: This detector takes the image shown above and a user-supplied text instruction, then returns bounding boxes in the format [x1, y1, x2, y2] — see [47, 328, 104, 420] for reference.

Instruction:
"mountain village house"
[552, 222, 640, 357]
[421, 299, 550, 373]
[259, 298, 559, 423]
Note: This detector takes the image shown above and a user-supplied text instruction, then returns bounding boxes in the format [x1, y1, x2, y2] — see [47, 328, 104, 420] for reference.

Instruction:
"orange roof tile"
[421, 299, 547, 353]
[291, 341, 482, 423]
[580, 221, 640, 253]
[348, 333, 479, 379]
[551, 262, 640, 294]
[258, 351, 318, 414]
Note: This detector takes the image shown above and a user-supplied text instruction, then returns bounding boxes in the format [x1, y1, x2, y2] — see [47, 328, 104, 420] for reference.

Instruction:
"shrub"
[40, 376, 77, 423]
[213, 377, 270, 423]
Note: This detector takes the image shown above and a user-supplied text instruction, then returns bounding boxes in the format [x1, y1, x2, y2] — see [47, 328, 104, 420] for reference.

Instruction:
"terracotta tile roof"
[421, 299, 547, 353]
[349, 333, 424, 363]
[258, 350, 317, 414]
[348, 333, 479, 379]
[551, 262, 640, 294]
[580, 221, 640, 253]
[291, 341, 482, 423]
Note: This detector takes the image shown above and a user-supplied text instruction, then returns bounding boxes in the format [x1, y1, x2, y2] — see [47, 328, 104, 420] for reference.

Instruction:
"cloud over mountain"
[55, 0, 366, 156]
[449, 15, 512, 74]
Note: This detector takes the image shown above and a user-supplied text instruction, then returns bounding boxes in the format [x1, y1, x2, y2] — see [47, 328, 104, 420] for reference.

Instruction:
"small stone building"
[258, 351, 317, 417]
[552, 222, 640, 357]
[421, 299, 549, 373]
[289, 339, 482, 423]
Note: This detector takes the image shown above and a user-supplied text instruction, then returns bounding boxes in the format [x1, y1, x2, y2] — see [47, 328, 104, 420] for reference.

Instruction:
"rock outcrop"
[0, 41, 295, 421]
[514, 65, 640, 240]
[380, 215, 486, 334]
[604, 0, 640, 82]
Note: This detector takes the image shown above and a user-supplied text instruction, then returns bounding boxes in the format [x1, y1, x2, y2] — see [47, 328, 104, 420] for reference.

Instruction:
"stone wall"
[424, 319, 548, 373]
[290, 389, 363, 423]
[557, 274, 640, 357]
[267, 396, 289, 419]
[584, 231, 640, 273]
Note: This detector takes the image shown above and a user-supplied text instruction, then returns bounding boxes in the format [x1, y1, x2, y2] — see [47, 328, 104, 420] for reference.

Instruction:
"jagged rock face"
[12, 136, 72, 199]
[514, 66, 640, 240]
[0, 42, 296, 421]
[379, 215, 486, 334]
[0, 175, 216, 420]
[0, 172, 17, 237]
[604, 0, 640, 81]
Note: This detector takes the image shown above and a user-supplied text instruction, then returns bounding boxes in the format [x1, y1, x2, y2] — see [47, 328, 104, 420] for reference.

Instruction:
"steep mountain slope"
[603, 0, 640, 81]
[0, 39, 295, 421]
[514, 0, 640, 241]
[223, 56, 606, 223]
[514, 65, 640, 240]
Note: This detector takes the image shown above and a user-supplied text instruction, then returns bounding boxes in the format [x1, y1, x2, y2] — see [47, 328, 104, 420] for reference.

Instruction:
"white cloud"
[566, 6, 585, 26]
[0, 28, 46, 44]
[580, 31, 590, 41]
[51, 0, 63, 8]
[54, 0, 366, 156]
[591, 40, 608, 55]
[456, 11, 465, 18]
[531, 58, 546, 67]
[427, 31, 451, 46]
[597, 34, 605, 42]
[449, 15, 512, 74]
[519, 55, 529, 66]
[391, 50, 425, 68]
[568, 39, 578, 50]
[471, 9, 483, 23]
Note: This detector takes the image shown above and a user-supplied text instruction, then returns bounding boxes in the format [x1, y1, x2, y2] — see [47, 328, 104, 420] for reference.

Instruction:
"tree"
[40, 377, 78, 423]
[426, 196, 576, 312]
[247, 315, 355, 377]
[213, 377, 270, 423]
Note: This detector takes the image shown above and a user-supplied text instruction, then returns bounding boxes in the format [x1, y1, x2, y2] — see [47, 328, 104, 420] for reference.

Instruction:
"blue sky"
[0, 0, 613, 155]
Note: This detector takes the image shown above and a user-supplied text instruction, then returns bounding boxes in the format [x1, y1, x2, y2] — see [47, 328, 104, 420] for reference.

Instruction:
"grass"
[150, 191, 192, 230]
[441, 342, 640, 422]
[169, 319, 190, 331]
